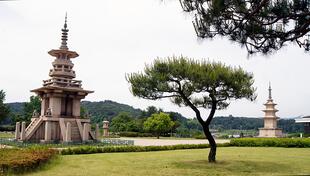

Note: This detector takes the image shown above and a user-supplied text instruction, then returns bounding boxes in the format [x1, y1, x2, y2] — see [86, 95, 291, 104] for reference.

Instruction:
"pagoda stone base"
[258, 128, 283, 138]
[15, 116, 96, 143]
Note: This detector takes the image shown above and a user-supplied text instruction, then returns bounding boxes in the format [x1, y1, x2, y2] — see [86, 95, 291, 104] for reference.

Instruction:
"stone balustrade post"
[65, 122, 72, 142]
[44, 121, 52, 142]
[15, 122, 20, 140]
[82, 123, 89, 141]
[20, 122, 26, 141]
[95, 123, 100, 140]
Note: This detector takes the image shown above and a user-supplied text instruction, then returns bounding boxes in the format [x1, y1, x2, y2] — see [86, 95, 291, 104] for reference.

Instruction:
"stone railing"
[43, 77, 82, 88]
[49, 68, 76, 78]
[101, 139, 134, 146]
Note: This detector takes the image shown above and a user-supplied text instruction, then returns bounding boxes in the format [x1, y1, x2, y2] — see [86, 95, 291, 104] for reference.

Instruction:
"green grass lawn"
[25, 147, 310, 176]
[0, 132, 14, 138]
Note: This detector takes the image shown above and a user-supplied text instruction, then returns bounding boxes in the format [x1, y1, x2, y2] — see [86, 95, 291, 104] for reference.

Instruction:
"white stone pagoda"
[15, 16, 96, 143]
[258, 83, 282, 137]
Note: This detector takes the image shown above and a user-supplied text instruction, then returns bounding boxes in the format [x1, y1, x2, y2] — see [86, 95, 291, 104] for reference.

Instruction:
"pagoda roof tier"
[48, 49, 79, 59]
[31, 86, 94, 95]
[52, 59, 74, 67]
[264, 102, 277, 106]
[262, 109, 278, 112]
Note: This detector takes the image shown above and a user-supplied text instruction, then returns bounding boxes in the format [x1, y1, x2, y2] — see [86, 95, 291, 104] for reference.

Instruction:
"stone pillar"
[15, 122, 20, 140]
[103, 121, 109, 137]
[82, 123, 89, 141]
[41, 98, 46, 116]
[95, 123, 100, 140]
[20, 122, 26, 141]
[50, 97, 61, 116]
[44, 121, 52, 141]
[65, 122, 72, 142]
[72, 99, 81, 117]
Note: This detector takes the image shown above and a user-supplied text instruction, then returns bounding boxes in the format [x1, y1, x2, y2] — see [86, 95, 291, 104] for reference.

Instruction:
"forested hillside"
[210, 116, 302, 133]
[81, 100, 143, 123]
[4, 100, 303, 133]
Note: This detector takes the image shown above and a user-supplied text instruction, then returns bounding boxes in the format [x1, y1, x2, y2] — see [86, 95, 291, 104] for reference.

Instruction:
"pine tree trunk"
[203, 126, 216, 163]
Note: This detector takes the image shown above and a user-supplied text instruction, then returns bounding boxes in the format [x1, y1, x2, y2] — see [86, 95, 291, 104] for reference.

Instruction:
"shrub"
[119, 132, 154, 137]
[0, 147, 57, 175]
[119, 132, 139, 137]
[193, 134, 205, 139]
[230, 138, 310, 148]
[0, 125, 15, 132]
[61, 143, 215, 155]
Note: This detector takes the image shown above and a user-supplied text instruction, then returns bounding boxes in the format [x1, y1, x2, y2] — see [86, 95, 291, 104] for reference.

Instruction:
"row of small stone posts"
[64, 121, 109, 142]
[15, 120, 110, 143]
[62, 122, 93, 143]
[56, 120, 110, 143]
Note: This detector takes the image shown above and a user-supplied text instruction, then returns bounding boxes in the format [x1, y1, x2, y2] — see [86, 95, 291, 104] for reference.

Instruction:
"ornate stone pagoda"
[15, 16, 96, 143]
[258, 83, 282, 137]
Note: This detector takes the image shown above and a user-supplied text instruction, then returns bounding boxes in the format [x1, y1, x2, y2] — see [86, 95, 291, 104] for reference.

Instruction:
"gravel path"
[121, 138, 230, 146]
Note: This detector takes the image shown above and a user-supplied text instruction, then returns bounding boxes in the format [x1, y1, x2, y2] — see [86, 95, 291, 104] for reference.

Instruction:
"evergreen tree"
[0, 90, 10, 123]
[127, 56, 256, 162]
[22, 96, 41, 123]
[179, 0, 310, 54]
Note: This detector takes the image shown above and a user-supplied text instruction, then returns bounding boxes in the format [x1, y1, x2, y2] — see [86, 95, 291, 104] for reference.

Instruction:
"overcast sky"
[0, 0, 309, 119]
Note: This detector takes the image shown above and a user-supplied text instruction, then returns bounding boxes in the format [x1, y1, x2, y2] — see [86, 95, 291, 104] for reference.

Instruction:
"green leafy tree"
[23, 96, 41, 123]
[141, 106, 163, 118]
[143, 112, 175, 139]
[179, 0, 310, 55]
[0, 90, 10, 123]
[127, 56, 256, 162]
[110, 112, 139, 132]
[10, 113, 23, 124]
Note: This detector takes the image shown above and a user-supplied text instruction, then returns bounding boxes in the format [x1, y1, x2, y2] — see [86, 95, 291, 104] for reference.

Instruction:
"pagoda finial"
[268, 82, 272, 99]
[60, 13, 69, 50]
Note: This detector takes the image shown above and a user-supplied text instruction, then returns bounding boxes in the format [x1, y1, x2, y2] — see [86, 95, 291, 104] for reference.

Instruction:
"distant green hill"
[5, 101, 303, 133]
[6, 102, 24, 114]
[81, 100, 143, 123]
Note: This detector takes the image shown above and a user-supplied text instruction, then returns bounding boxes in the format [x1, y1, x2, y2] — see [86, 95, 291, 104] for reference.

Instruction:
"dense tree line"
[3, 99, 303, 134]
[210, 116, 303, 133]
[0, 90, 10, 124]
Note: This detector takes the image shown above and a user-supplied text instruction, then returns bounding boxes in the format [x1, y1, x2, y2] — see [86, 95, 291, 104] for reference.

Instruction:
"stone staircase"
[25, 118, 39, 132]
[71, 121, 82, 142]
[25, 118, 43, 140]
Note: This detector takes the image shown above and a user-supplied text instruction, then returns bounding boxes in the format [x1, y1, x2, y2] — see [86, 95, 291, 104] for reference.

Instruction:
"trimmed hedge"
[0, 126, 15, 132]
[0, 147, 57, 175]
[230, 138, 310, 148]
[61, 143, 231, 155]
[119, 132, 154, 137]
